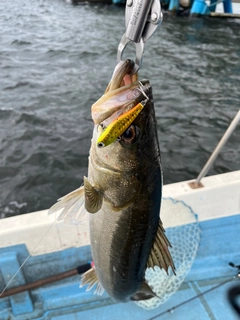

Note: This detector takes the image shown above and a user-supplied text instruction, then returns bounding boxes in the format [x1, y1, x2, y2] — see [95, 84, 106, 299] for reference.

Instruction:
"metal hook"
[117, 0, 162, 74]
[117, 34, 144, 74]
[125, 0, 162, 43]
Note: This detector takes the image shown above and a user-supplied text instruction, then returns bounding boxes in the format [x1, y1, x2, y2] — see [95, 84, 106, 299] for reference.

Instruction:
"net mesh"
[136, 197, 201, 310]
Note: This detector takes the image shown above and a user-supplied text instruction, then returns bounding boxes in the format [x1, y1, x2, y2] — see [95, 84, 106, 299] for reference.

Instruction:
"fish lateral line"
[97, 100, 147, 148]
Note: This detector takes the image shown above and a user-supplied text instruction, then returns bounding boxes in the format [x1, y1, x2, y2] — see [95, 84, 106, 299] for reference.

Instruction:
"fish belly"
[89, 195, 160, 302]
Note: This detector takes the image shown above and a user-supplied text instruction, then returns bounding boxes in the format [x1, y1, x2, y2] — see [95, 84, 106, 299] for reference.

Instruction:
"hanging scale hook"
[117, 0, 163, 74]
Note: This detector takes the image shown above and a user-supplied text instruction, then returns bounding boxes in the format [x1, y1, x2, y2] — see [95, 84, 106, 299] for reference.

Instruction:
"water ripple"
[0, 1, 239, 217]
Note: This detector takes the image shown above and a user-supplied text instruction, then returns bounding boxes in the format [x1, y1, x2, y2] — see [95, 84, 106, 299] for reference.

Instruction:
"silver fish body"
[88, 84, 162, 301]
[49, 60, 175, 302]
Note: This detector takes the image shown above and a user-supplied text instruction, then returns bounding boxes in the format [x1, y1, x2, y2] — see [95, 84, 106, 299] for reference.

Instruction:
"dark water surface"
[0, 0, 239, 217]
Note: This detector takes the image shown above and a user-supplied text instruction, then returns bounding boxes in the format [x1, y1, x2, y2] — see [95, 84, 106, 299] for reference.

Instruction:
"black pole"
[0, 262, 92, 298]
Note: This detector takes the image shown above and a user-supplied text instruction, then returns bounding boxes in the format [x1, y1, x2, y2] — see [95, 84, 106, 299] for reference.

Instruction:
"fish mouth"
[91, 60, 150, 125]
[104, 59, 138, 93]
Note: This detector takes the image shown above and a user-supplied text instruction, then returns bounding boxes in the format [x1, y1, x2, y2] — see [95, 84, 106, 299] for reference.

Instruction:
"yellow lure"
[97, 102, 144, 148]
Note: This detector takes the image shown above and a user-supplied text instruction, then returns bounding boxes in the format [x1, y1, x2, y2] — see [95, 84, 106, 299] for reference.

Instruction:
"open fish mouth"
[104, 59, 138, 93]
[91, 59, 150, 125]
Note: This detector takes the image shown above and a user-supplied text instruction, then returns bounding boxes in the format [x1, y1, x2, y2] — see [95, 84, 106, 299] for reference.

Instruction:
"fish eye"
[97, 142, 105, 148]
[120, 125, 141, 145]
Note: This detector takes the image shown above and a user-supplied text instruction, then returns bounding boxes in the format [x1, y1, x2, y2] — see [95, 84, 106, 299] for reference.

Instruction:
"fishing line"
[137, 81, 149, 101]
[0, 218, 59, 297]
[146, 273, 240, 320]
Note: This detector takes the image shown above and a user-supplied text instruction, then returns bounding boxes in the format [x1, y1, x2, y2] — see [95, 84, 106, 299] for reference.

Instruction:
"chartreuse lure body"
[97, 101, 145, 148]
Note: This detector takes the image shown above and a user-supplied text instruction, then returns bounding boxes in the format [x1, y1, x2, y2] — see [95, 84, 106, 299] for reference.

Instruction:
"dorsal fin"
[147, 221, 176, 275]
[84, 176, 103, 213]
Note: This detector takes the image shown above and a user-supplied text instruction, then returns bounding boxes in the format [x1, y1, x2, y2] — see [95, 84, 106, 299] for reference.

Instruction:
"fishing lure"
[97, 100, 146, 148]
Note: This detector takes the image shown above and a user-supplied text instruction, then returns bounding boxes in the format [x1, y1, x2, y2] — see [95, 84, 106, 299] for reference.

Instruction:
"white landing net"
[136, 197, 201, 310]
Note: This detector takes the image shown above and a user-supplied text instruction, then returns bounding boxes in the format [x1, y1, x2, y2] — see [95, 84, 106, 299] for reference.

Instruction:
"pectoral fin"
[130, 281, 157, 301]
[147, 221, 176, 275]
[48, 186, 86, 224]
[84, 176, 103, 213]
[80, 267, 104, 296]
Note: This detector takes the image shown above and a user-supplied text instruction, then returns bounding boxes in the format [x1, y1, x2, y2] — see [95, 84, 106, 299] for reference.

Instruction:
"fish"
[49, 59, 175, 302]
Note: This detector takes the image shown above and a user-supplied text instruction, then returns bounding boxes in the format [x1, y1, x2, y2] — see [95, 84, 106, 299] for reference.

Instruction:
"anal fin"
[80, 267, 104, 296]
[147, 221, 176, 275]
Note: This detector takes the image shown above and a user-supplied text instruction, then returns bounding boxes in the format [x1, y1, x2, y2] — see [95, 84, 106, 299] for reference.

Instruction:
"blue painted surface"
[0, 214, 239, 319]
[0, 251, 33, 315]
[209, 0, 217, 13]
[190, 0, 209, 15]
[223, 0, 233, 13]
[185, 214, 240, 281]
[168, 0, 180, 12]
[50, 280, 240, 320]
[112, 0, 125, 4]
[168, 0, 234, 15]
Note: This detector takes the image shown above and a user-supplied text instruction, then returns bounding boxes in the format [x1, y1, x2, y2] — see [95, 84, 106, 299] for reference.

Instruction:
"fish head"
[91, 60, 159, 173]
[92, 59, 141, 125]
